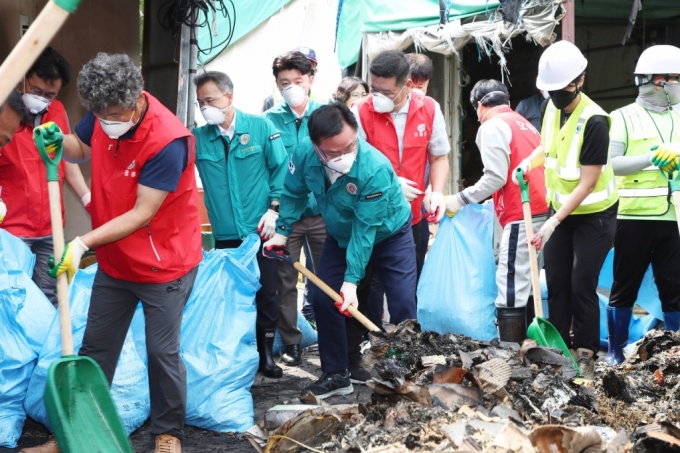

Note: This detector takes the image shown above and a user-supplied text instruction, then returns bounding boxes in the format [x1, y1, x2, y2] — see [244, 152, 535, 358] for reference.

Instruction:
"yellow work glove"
[651, 144, 680, 172]
[35, 121, 63, 158]
[47, 237, 89, 283]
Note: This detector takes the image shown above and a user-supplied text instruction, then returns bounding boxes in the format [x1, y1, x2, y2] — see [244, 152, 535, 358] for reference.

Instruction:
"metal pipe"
[176, 21, 191, 125]
[188, 7, 198, 128]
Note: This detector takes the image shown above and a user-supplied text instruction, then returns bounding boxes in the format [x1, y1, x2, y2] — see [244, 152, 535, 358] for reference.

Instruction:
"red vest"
[90, 92, 202, 283]
[492, 107, 548, 227]
[0, 100, 68, 237]
[358, 91, 435, 224]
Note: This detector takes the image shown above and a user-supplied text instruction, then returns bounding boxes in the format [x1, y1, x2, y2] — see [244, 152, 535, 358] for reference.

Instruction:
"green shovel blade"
[44, 355, 133, 453]
[527, 317, 581, 376]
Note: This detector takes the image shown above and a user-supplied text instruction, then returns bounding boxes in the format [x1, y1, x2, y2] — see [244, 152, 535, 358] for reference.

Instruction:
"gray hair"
[77, 53, 144, 113]
[194, 71, 234, 93]
[469, 79, 510, 107]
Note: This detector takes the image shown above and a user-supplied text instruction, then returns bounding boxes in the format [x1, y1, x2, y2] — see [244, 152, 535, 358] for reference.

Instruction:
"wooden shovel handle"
[292, 262, 381, 332]
[522, 203, 543, 318]
[48, 181, 74, 356]
[0, 1, 73, 107]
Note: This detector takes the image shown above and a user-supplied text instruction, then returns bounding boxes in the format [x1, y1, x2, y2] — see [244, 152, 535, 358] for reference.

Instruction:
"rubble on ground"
[258, 321, 680, 452]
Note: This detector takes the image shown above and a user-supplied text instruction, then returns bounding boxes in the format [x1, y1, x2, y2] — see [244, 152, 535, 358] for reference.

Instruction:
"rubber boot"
[258, 329, 282, 378]
[664, 311, 680, 331]
[496, 307, 526, 343]
[605, 306, 633, 366]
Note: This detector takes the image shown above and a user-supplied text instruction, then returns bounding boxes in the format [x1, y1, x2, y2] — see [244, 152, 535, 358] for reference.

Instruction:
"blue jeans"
[314, 220, 417, 373]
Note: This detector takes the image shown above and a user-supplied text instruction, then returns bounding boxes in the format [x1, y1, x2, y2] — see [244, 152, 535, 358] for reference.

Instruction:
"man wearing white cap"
[514, 40, 619, 379]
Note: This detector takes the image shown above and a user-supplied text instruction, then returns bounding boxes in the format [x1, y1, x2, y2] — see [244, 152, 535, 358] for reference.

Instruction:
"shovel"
[263, 246, 381, 332]
[34, 123, 133, 453]
[516, 168, 580, 375]
[0, 0, 82, 106]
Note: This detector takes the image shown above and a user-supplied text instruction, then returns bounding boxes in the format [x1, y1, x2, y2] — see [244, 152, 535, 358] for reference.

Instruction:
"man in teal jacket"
[264, 51, 327, 367]
[194, 71, 288, 378]
[264, 103, 417, 398]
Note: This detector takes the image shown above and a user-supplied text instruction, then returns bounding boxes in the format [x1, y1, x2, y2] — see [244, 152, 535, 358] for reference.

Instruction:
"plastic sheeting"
[24, 265, 151, 435]
[417, 203, 498, 340]
[0, 228, 35, 277]
[182, 235, 260, 433]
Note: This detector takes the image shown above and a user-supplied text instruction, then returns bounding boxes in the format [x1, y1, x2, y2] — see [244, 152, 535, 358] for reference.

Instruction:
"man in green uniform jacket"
[264, 103, 417, 399]
[264, 51, 327, 367]
[194, 71, 288, 378]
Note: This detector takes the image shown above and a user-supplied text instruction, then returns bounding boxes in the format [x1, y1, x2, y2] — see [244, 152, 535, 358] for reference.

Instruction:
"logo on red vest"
[346, 183, 357, 195]
[415, 123, 427, 137]
[124, 160, 137, 177]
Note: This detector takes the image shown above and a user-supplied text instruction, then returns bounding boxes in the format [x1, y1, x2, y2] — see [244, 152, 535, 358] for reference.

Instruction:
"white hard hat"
[536, 41, 588, 91]
[634, 45, 680, 76]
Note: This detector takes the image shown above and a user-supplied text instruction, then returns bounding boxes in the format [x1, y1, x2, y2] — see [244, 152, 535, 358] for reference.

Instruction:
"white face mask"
[326, 151, 357, 174]
[541, 90, 550, 99]
[201, 104, 232, 125]
[22, 93, 51, 115]
[99, 109, 137, 139]
[281, 85, 307, 108]
[372, 84, 406, 113]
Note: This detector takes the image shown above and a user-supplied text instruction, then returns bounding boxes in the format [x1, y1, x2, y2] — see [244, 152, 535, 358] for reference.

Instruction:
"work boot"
[605, 306, 633, 366]
[20, 437, 59, 453]
[281, 344, 302, 366]
[663, 311, 680, 331]
[348, 363, 372, 384]
[576, 348, 595, 380]
[496, 307, 526, 343]
[302, 370, 353, 399]
[155, 434, 181, 453]
[258, 329, 283, 378]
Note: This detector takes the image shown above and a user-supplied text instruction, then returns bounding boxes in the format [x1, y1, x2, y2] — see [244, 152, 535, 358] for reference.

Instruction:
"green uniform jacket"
[193, 109, 288, 241]
[264, 99, 324, 217]
[276, 139, 411, 284]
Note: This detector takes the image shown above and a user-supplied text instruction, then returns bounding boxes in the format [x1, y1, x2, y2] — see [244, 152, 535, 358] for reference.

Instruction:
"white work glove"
[263, 233, 288, 256]
[257, 209, 279, 240]
[81, 193, 91, 215]
[425, 191, 446, 223]
[398, 177, 423, 202]
[445, 194, 464, 217]
[512, 159, 531, 185]
[0, 199, 6, 224]
[530, 216, 560, 251]
[335, 281, 358, 317]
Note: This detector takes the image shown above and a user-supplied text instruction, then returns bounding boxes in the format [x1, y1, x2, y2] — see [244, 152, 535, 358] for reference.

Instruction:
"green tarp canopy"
[196, 0, 292, 63]
[336, 0, 500, 69]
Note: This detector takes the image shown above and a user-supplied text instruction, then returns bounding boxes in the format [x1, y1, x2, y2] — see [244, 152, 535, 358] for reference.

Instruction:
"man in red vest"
[25, 53, 202, 453]
[445, 80, 548, 342]
[0, 47, 91, 307]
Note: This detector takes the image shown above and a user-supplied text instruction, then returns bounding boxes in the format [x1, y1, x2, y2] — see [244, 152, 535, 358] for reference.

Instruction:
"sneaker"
[302, 371, 354, 399]
[576, 348, 595, 380]
[20, 437, 60, 453]
[281, 344, 302, 366]
[155, 434, 181, 453]
[348, 364, 372, 384]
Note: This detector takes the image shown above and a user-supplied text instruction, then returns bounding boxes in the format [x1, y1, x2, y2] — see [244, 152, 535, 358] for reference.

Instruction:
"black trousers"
[215, 238, 279, 332]
[610, 219, 680, 312]
[80, 266, 199, 436]
[543, 205, 616, 353]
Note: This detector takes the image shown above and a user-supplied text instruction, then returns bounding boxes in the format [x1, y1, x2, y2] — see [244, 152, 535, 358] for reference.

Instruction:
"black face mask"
[549, 87, 580, 110]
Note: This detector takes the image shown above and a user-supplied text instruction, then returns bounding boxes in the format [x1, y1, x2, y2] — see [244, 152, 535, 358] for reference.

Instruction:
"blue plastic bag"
[598, 248, 663, 321]
[24, 265, 150, 435]
[0, 228, 35, 276]
[417, 204, 498, 340]
[182, 235, 260, 433]
[0, 295, 36, 447]
[273, 312, 318, 356]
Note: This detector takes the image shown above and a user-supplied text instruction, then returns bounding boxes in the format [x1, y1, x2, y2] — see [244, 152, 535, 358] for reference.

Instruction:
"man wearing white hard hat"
[514, 40, 619, 379]
[605, 45, 680, 365]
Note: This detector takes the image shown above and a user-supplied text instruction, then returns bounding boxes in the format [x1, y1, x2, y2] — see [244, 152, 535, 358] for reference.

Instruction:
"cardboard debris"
[529, 425, 602, 453]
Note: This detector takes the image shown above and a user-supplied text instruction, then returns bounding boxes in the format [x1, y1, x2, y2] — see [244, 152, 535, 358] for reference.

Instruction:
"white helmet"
[634, 45, 680, 85]
[536, 41, 588, 91]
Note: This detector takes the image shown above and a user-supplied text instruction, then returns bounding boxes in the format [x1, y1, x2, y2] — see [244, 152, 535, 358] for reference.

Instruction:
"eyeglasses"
[25, 79, 58, 100]
[196, 92, 229, 108]
[349, 92, 368, 99]
[315, 139, 358, 160]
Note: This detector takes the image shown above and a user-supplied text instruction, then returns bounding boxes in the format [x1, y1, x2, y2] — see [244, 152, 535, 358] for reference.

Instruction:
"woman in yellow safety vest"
[514, 41, 619, 380]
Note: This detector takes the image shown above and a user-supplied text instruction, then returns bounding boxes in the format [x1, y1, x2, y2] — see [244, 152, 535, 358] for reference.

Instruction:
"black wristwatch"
[269, 203, 280, 213]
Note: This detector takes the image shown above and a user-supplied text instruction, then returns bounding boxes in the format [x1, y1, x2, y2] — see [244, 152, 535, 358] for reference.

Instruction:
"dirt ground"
[1, 347, 373, 453]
